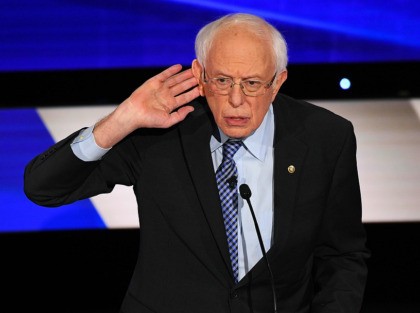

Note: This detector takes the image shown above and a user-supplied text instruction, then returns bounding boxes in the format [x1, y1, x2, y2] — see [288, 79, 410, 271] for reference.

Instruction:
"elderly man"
[25, 13, 369, 313]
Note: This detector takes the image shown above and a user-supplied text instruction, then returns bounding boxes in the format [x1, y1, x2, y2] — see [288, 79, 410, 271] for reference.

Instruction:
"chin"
[223, 128, 252, 139]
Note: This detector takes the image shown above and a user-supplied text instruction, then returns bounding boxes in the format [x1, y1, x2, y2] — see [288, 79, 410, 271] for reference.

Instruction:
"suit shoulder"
[275, 93, 353, 130]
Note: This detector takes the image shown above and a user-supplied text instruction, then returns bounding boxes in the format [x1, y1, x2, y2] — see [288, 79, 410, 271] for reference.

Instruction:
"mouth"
[224, 116, 250, 127]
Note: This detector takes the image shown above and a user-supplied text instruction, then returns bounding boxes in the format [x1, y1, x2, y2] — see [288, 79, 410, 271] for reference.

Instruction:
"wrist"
[93, 100, 138, 148]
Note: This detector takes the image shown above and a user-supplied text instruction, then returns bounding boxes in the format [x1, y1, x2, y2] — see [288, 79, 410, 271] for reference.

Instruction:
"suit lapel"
[271, 95, 309, 255]
[271, 136, 307, 254]
[179, 104, 235, 283]
[239, 95, 308, 283]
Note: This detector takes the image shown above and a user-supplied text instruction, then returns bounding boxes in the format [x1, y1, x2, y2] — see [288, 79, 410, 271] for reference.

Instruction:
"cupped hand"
[126, 64, 200, 129]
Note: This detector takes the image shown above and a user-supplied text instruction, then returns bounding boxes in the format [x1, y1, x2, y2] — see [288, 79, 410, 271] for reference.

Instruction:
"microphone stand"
[239, 184, 277, 313]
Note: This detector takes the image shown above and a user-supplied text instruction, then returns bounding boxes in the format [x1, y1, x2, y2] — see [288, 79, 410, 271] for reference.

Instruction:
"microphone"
[239, 184, 277, 313]
[226, 175, 237, 189]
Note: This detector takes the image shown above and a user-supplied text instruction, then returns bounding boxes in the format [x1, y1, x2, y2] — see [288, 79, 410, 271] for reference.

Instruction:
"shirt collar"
[210, 104, 274, 162]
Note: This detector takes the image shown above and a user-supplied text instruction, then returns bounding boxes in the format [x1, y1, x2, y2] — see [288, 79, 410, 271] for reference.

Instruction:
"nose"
[228, 82, 245, 108]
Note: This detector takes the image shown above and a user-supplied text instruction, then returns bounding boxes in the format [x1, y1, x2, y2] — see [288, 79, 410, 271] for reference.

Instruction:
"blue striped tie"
[216, 139, 242, 283]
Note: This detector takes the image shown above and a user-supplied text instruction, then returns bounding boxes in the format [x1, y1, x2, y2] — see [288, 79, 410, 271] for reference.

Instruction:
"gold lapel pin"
[287, 165, 295, 174]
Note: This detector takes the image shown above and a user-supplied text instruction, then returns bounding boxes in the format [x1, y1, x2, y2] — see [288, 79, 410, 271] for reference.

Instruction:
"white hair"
[195, 13, 288, 73]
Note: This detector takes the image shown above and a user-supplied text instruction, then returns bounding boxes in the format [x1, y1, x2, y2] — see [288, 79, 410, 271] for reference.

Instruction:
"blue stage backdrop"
[0, 0, 419, 72]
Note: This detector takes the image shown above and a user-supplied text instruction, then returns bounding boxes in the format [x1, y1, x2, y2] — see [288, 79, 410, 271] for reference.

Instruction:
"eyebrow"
[212, 70, 264, 80]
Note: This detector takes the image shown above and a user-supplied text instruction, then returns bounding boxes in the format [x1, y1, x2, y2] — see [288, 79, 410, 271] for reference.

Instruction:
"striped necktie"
[216, 139, 242, 283]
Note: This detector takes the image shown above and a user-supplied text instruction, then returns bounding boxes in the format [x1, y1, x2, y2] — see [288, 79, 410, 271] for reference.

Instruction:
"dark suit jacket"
[24, 93, 369, 313]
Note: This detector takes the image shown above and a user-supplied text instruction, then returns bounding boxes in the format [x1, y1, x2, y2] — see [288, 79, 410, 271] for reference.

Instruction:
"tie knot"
[222, 140, 242, 161]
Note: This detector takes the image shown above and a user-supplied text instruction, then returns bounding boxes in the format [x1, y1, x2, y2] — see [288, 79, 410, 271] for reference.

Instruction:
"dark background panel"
[1, 62, 419, 109]
[2, 223, 420, 312]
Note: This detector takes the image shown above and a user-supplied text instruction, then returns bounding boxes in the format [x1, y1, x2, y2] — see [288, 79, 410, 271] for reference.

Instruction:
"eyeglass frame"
[201, 67, 277, 97]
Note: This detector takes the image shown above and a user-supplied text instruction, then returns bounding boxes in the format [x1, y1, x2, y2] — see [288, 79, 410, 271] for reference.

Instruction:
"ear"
[191, 59, 206, 97]
[271, 70, 288, 102]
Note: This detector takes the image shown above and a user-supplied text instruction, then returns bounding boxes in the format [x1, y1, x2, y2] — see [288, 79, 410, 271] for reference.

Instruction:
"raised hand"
[127, 64, 200, 128]
[94, 64, 200, 148]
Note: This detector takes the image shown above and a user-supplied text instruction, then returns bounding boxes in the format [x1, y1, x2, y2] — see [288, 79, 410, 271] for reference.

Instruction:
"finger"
[165, 68, 195, 88]
[165, 105, 195, 127]
[157, 64, 183, 82]
[170, 76, 198, 97]
[174, 86, 200, 107]
[160, 84, 199, 115]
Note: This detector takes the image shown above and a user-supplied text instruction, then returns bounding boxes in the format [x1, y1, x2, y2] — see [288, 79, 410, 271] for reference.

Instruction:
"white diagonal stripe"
[36, 105, 139, 229]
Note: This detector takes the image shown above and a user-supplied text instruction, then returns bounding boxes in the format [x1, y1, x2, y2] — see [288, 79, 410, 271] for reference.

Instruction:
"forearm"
[23, 130, 102, 207]
[311, 239, 369, 312]
[311, 124, 369, 312]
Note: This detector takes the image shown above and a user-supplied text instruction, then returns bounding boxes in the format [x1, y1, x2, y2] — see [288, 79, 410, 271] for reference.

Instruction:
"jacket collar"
[179, 95, 309, 286]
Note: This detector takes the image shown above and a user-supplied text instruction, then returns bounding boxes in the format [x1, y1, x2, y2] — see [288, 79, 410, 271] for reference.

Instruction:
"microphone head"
[239, 184, 252, 200]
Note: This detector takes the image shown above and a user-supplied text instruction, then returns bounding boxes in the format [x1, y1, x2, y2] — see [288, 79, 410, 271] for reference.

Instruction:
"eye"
[215, 77, 231, 86]
[243, 80, 263, 89]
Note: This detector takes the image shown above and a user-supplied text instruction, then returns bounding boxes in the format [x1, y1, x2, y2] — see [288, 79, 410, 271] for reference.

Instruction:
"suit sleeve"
[311, 123, 370, 313]
[24, 129, 138, 207]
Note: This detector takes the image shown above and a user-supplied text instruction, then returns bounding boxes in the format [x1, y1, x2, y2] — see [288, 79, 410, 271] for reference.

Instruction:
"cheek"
[251, 100, 271, 124]
[207, 101, 223, 120]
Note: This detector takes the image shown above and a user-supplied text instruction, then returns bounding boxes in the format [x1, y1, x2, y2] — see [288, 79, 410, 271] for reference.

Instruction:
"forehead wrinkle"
[208, 27, 274, 80]
[210, 58, 270, 80]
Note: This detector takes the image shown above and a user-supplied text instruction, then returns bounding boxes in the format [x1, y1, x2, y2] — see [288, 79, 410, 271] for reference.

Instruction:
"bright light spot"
[340, 78, 351, 90]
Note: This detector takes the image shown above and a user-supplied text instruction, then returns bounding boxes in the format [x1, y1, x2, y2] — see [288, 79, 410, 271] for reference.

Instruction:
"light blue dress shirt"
[210, 104, 274, 281]
[71, 105, 275, 281]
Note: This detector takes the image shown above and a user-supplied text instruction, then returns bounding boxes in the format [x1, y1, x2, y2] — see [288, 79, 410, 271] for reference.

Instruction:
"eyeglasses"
[202, 68, 277, 97]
